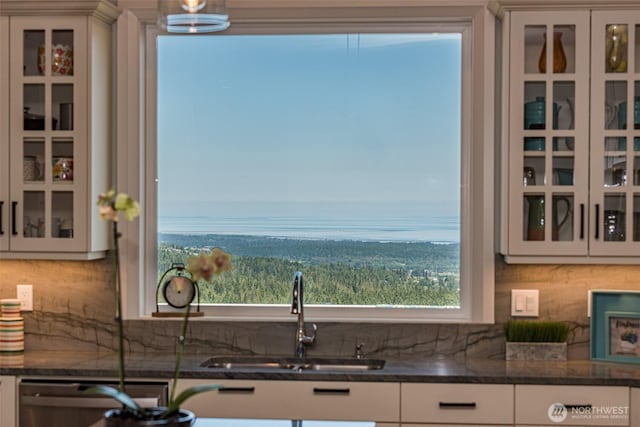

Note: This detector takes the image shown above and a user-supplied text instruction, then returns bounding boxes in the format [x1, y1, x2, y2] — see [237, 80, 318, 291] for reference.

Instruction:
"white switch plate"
[511, 289, 539, 317]
[17, 284, 33, 311]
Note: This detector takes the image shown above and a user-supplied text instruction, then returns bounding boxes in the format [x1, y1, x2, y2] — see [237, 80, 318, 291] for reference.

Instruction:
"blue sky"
[157, 33, 461, 231]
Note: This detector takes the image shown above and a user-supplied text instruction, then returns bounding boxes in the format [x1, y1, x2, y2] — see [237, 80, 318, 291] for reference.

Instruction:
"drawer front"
[401, 383, 514, 424]
[515, 385, 629, 426]
[177, 380, 400, 422]
[288, 381, 400, 422]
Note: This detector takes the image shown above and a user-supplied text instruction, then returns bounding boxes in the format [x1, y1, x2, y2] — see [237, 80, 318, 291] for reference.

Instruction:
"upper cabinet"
[0, 4, 117, 259]
[501, 9, 640, 263]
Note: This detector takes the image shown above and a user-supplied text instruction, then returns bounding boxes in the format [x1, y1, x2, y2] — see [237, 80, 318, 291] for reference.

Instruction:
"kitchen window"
[115, 3, 496, 323]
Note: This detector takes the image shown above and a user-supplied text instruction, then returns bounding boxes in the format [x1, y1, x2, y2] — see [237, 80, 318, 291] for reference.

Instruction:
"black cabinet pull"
[439, 402, 477, 409]
[11, 201, 18, 236]
[0, 201, 4, 235]
[579, 203, 584, 240]
[594, 204, 600, 240]
[218, 387, 255, 394]
[313, 387, 350, 395]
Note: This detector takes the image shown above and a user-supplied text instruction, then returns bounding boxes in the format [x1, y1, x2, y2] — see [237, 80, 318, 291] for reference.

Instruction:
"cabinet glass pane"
[634, 155, 640, 186]
[52, 138, 74, 183]
[51, 30, 74, 76]
[553, 156, 574, 186]
[605, 81, 627, 130]
[23, 84, 45, 131]
[554, 81, 574, 130]
[23, 191, 44, 238]
[605, 136, 626, 152]
[523, 156, 545, 186]
[524, 82, 547, 129]
[632, 81, 640, 130]
[23, 30, 44, 77]
[604, 194, 626, 241]
[524, 25, 546, 74]
[634, 195, 640, 241]
[553, 25, 574, 74]
[524, 194, 545, 241]
[52, 84, 74, 131]
[552, 194, 573, 241]
[605, 24, 628, 73]
[52, 192, 73, 238]
[23, 139, 45, 183]
[605, 155, 627, 187]
[636, 25, 640, 73]
[553, 136, 574, 152]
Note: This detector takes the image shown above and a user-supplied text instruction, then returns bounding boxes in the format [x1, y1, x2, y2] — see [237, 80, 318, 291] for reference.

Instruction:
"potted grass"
[88, 189, 232, 426]
[505, 320, 570, 361]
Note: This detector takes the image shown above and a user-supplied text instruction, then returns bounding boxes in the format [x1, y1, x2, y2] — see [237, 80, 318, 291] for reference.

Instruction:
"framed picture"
[605, 312, 640, 359]
[591, 290, 640, 363]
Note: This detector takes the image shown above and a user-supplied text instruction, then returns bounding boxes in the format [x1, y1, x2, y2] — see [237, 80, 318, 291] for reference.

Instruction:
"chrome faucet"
[291, 271, 317, 358]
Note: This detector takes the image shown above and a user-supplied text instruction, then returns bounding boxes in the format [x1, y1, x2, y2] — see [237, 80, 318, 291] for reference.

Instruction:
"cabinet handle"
[594, 204, 600, 240]
[218, 387, 255, 394]
[579, 203, 584, 240]
[11, 201, 17, 236]
[439, 402, 477, 409]
[313, 387, 350, 395]
[0, 201, 4, 235]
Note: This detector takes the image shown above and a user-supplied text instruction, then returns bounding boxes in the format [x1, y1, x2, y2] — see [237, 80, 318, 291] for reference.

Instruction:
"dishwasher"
[19, 379, 168, 427]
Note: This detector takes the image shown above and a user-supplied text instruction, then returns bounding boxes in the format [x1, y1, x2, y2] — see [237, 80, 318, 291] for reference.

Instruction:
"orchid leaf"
[165, 384, 223, 415]
[84, 384, 147, 417]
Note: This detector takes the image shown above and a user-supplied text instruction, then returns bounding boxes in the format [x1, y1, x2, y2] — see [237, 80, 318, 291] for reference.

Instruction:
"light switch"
[511, 289, 539, 317]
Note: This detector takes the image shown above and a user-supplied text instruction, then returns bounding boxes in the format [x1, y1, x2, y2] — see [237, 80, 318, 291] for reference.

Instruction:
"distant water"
[158, 202, 459, 243]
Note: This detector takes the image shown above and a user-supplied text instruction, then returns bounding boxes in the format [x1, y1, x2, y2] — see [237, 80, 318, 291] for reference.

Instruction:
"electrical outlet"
[16, 284, 33, 311]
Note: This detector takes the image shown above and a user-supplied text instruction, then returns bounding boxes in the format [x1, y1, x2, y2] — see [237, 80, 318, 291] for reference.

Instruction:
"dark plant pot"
[104, 408, 195, 427]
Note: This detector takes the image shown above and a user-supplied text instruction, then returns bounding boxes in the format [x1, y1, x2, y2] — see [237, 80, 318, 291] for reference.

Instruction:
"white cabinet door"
[0, 376, 17, 427]
[2, 14, 111, 259]
[401, 383, 513, 425]
[515, 384, 629, 426]
[589, 11, 640, 256]
[0, 16, 9, 253]
[174, 379, 400, 423]
[505, 11, 591, 259]
[632, 388, 640, 427]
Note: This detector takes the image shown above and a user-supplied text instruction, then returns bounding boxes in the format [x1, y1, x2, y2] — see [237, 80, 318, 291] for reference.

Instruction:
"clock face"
[162, 275, 196, 309]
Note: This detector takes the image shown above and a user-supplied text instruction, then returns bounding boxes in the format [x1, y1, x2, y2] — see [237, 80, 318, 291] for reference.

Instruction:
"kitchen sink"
[200, 356, 385, 371]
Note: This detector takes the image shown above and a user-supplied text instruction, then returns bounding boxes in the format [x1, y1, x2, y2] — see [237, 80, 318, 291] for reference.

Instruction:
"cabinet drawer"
[177, 380, 400, 422]
[401, 383, 514, 424]
[515, 385, 629, 426]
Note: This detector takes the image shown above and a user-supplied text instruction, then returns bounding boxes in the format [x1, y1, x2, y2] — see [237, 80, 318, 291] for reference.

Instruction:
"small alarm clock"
[152, 263, 203, 317]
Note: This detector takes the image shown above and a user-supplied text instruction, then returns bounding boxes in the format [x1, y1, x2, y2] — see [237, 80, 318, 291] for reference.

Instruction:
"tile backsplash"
[1, 256, 639, 359]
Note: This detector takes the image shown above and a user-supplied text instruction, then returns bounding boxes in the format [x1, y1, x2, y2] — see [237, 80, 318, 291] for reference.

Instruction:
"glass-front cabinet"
[590, 11, 640, 257]
[0, 12, 113, 259]
[504, 10, 640, 262]
[506, 11, 591, 258]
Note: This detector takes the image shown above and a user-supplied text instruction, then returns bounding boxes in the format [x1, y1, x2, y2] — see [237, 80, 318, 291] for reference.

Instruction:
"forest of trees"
[157, 234, 460, 307]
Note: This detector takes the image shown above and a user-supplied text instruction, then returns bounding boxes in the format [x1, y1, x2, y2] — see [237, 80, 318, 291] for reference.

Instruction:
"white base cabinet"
[401, 383, 514, 425]
[0, 376, 16, 427]
[174, 379, 400, 423]
[515, 385, 629, 426]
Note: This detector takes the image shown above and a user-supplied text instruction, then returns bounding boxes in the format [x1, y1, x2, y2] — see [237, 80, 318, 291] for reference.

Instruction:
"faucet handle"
[306, 323, 318, 344]
[355, 342, 364, 359]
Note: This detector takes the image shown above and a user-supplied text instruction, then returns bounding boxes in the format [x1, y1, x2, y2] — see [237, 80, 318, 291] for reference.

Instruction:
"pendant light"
[158, 0, 230, 33]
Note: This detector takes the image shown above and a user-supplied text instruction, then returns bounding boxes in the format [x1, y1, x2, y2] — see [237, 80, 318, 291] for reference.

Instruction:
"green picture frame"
[590, 290, 640, 364]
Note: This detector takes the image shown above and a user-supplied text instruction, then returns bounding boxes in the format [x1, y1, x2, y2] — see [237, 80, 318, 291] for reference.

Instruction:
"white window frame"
[115, 1, 496, 323]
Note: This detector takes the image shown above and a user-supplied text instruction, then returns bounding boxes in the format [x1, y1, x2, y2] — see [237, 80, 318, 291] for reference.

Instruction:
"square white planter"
[505, 342, 567, 361]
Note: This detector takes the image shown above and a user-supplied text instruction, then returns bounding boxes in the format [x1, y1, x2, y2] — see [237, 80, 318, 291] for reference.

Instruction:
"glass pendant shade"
[158, 0, 230, 33]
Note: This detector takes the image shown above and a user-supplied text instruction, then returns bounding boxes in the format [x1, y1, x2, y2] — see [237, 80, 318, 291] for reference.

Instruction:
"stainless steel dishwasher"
[19, 379, 168, 427]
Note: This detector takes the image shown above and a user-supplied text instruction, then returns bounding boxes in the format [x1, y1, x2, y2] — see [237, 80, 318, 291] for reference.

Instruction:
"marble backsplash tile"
[1, 257, 640, 360]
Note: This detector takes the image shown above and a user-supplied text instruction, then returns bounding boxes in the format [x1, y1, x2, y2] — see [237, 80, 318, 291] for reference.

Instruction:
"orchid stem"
[112, 221, 125, 393]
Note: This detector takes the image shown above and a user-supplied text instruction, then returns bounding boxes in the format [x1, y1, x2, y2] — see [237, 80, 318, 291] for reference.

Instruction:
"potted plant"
[88, 189, 232, 426]
[505, 320, 570, 361]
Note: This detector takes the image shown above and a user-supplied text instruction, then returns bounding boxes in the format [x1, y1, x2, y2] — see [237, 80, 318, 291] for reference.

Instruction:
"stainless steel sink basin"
[200, 356, 385, 371]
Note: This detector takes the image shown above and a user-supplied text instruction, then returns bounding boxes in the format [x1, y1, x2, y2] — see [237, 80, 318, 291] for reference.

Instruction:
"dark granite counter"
[3, 351, 640, 386]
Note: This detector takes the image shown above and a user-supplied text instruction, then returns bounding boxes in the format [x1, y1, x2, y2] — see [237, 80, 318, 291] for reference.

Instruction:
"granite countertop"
[3, 351, 640, 386]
